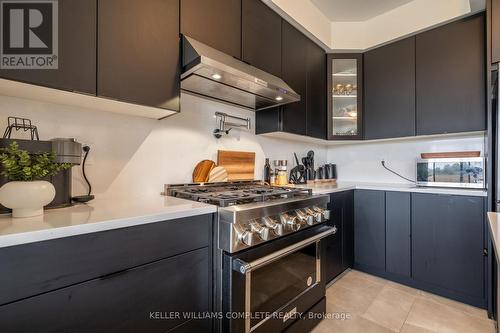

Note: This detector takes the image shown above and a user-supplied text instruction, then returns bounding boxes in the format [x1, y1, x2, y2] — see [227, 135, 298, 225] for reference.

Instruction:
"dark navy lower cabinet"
[326, 190, 354, 282]
[385, 192, 411, 278]
[412, 194, 485, 307]
[0, 248, 210, 333]
[350, 190, 486, 308]
[0, 214, 214, 333]
[354, 190, 386, 272]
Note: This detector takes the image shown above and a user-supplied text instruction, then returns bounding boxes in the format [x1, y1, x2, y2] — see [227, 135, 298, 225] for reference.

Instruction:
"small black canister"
[325, 164, 337, 179]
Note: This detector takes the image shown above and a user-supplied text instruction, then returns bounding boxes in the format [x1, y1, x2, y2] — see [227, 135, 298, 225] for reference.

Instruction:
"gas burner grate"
[165, 181, 312, 207]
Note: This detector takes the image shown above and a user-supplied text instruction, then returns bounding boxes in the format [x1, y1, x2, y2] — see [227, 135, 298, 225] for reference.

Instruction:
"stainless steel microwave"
[416, 157, 485, 189]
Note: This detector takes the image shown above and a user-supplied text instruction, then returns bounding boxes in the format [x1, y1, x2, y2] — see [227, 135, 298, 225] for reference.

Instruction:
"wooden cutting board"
[192, 160, 215, 182]
[217, 150, 255, 181]
[420, 151, 481, 159]
[208, 166, 228, 182]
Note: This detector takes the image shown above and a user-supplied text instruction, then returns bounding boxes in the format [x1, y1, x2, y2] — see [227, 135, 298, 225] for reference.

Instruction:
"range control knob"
[262, 217, 284, 236]
[250, 221, 270, 241]
[305, 208, 323, 223]
[279, 212, 298, 226]
[295, 209, 314, 225]
[313, 206, 331, 221]
[241, 230, 254, 246]
[234, 224, 254, 246]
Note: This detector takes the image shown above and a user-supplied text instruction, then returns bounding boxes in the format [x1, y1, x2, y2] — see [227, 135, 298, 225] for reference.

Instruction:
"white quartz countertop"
[0, 196, 216, 248]
[293, 181, 488, 197]
[488, 212, 500, 264]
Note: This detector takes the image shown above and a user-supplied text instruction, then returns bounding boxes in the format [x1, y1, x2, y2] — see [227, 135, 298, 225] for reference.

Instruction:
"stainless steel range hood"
[181, 36, 300, 111]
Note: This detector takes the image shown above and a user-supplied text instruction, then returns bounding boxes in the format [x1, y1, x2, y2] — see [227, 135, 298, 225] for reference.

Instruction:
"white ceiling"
[310, 0, 414, 21]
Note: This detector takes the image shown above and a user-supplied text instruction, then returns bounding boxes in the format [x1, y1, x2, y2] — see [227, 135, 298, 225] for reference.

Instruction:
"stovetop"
[164, 181, 330, 253]
[164, 181, 312, 207]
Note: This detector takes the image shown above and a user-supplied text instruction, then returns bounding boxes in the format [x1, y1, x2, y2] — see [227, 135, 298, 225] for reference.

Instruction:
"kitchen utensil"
[420, 151, 481, 159]
[306, 151, 315, 181]
[289, 153, 306, 184]
[192, 160, 216, 182]
[264, 158, 271, 184]
[317, 167, 324, 180]
[208, 166, 228, 182]
[217, 150, 255, 180]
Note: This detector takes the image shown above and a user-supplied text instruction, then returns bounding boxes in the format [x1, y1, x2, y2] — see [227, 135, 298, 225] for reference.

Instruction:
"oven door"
[224, 225, 335, 333]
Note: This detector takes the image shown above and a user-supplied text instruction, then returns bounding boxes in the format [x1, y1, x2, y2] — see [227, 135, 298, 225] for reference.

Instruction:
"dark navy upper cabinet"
[0, 0, 96, 94]
[412, 194, 485, 305]
[256, 20, 327, 139]
[326, 190, 354, 282]
[306, 40, 327, 139]
[98, 0, 180, 111]
[354, 190, 386, 272]
[385, 192, 411, 278]
[416, 14, 486, 135]
[281, 20, 308, 136]
[491, 0, 500, 63]
[364, 37, 415, 140]
[242, 0, 282, 77]
[181, 0, 241, 59]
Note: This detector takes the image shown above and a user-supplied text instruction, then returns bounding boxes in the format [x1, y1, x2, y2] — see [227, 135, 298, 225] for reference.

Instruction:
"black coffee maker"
[0, 138, 82, 213]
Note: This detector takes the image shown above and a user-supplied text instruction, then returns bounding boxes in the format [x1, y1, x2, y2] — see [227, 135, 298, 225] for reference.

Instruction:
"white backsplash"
[0, 93, 327, 199]
[327, 133, 485, 184]
[0, 91, 486, 198]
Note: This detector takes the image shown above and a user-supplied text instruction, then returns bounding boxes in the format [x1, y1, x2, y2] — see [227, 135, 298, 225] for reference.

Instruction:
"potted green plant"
[0, 142, 71, 217]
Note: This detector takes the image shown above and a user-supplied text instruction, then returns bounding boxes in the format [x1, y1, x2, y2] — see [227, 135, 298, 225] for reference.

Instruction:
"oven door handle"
[233, 227, 337, 274]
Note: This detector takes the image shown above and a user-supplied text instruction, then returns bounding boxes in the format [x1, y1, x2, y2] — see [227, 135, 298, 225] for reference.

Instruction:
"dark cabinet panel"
[181, 0, 241, 59]
[364, 37, 415, 140]
[255, 107, 282, 134]
[354, 190, 385, 271]
[416, 14, 486, 135]
[0, 0, 96, 94]
[0, 214, 211, 305]
[326, 190, 354, 283]
[254, 19, 327, 139]
[0, 248, 210, 333]
[326, 191, 344, 282]
[98, 0, 180, 111]
[325, 224, 343, 283]
[307, 40, 327, 139]
[281, 20, 308, 135]
[385, 191, 411, 278]
[412, 194, 485, 299]
[492, 0, 500, 63]
[342, 190, 355, 270]
[242, 0, 281, 77]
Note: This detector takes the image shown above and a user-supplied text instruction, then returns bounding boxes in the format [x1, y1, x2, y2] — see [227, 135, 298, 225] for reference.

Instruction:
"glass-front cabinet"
[327, 54, 363, 140]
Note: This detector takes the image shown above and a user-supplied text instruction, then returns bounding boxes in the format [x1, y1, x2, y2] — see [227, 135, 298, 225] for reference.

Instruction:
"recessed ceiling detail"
[311, 0, 413, 21]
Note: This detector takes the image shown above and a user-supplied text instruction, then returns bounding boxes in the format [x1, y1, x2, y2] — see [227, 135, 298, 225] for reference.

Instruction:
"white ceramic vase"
[0, 181, 56, 218]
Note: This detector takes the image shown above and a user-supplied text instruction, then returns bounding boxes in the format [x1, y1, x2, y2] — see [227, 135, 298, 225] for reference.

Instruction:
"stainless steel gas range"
[165, 181, 335, 333]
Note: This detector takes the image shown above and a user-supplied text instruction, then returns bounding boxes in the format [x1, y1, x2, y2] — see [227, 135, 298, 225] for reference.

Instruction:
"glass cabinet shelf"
[328, 54, 362, 139]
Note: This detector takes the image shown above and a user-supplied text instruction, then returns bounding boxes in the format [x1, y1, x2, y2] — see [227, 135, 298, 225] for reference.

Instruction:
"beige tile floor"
[312, 270, 496, 333]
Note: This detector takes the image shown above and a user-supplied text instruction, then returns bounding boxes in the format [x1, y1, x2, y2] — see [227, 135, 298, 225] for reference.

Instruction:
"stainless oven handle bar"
[233, 227, 337, 274]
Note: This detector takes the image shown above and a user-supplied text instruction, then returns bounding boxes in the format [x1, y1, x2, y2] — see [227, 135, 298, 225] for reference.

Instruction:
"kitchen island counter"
[0, 196, 216, 248]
